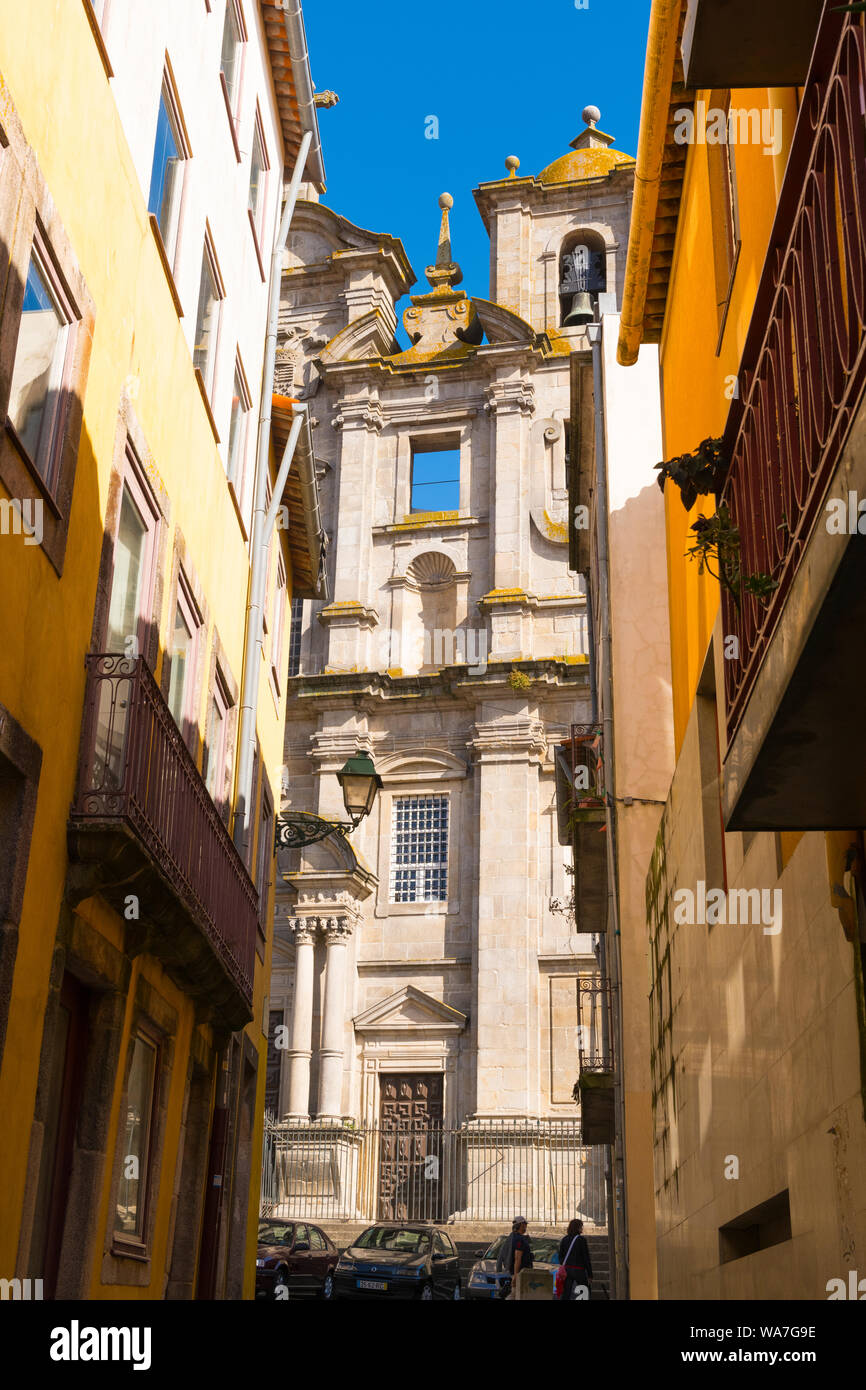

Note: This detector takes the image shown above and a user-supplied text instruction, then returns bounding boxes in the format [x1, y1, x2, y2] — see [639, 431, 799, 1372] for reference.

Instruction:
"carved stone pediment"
[353, 985, 467, 1034]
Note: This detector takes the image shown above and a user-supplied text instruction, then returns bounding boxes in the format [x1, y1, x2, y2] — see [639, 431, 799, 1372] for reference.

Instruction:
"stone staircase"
[318, 1221, 613, 1299]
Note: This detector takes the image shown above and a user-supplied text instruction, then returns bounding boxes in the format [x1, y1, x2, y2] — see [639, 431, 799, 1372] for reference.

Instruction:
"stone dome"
[537, 106, 635, 186]
[537, 145, 635, 186]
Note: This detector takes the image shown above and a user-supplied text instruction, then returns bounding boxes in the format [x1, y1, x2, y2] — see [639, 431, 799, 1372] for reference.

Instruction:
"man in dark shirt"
[497, 1217, 533, 1298]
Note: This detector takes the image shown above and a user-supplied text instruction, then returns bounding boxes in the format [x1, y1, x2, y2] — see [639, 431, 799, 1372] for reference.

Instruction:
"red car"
[256, 1219, 338, 1300]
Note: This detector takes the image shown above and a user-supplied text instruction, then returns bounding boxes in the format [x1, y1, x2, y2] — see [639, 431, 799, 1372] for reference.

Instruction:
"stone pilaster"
[485, 380, 535, 596]
[468, 709, 547, 1117]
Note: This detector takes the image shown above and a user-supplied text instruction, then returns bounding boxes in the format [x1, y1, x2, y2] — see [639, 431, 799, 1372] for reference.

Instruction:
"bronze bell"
[563, 291, 594, 327]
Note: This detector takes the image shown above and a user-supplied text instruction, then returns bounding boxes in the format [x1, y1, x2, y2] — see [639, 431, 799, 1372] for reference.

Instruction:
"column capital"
[484, 380, 535, 417]
[289, 917, 319, 946]
[323, 916, 353, 945]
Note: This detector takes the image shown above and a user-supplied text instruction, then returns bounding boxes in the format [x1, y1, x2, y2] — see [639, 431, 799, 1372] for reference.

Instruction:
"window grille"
[390, 795, 449, 902]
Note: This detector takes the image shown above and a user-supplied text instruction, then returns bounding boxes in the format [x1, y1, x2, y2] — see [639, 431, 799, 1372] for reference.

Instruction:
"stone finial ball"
[505, 155, 520, 174]
[582, 104, 601, 127]
[439, 192, 454, 210]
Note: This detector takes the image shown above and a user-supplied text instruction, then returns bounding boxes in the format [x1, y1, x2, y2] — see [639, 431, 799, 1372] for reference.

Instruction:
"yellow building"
[0, 0, 327, 1299]
[619, 0, 866, 1297]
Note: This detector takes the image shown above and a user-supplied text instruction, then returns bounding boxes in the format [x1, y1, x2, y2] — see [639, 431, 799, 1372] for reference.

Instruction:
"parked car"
[465, 1234, 561, 1300]
[333, 1222, 461, 1300]
[255, 1219, 338, 1300]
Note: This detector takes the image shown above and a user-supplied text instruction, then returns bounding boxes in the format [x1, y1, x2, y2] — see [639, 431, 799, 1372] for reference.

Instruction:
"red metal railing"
[720, 5, 866, 739]
[569, 724, 605, 809]
[71, 654, 258, 1004]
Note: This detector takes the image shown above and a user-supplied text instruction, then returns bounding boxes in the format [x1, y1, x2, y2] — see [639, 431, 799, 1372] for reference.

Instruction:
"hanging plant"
[655, 436, 730, 510]
[685, 504, 778, 610]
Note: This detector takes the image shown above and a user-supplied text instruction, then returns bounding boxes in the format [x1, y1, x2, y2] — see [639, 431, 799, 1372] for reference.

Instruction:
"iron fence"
[261, 1117, 608, 1228]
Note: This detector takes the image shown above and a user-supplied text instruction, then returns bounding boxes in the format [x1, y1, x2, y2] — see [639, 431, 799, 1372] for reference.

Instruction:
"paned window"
[7, 246, 73, 485]
[147, 80, 186, 264]
[390, 795, 449, 903]
[114, 1030, 158, 1243]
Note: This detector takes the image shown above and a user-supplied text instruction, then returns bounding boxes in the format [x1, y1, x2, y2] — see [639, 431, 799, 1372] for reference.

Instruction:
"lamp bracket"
[274, 810, 359, 852]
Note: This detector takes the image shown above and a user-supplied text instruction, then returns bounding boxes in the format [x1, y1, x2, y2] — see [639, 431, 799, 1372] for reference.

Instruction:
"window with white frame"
[193, 233, 223, 399]
[226, 355, 252, 504]
[7, 243, 75, 487]
[147, 77, 188, 266]
[389, 795, 449, 903]
[248, 112, 269, 247]
[220, 0, 245, 122]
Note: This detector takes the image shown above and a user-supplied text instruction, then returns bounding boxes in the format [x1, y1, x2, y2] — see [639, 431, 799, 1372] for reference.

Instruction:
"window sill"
[194, 367, 221, 444]
[110, 1238, 150, 1263]
[148, 214, 184, 319]
[227, 475, 250, 542]
[247, 208, 266, 282]
[82, 0, 114, 78]
[219, 71, 242, 163]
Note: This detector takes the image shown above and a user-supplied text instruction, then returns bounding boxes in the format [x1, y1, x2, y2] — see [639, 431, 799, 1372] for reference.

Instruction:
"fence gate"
[378, 1074, 443, 1221]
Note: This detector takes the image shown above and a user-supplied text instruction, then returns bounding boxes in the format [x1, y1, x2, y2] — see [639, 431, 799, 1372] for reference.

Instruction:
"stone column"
[316, 918, 352, 1121]
[286, 919, 317, 1121]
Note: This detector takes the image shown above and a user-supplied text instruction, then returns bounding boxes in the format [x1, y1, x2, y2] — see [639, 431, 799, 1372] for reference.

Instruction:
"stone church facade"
[265, 111, 636, 1223]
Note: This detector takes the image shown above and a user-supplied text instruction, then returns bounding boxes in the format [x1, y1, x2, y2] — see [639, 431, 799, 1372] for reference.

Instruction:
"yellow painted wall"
[0, 0, 290, 1295]
[659, 88, 799, 753]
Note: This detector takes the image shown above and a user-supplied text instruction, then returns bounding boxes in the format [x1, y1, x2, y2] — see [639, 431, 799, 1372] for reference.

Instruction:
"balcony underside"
[723, 400, 866, 831]
[578, 1074, 615, 1146]
[574, 810, 608, 933]
[682, 0, 823, 88]
[67, 819, 253, 1031]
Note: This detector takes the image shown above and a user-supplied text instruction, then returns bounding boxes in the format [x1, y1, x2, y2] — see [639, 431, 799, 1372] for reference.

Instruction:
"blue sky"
[304, 0, 652, 341]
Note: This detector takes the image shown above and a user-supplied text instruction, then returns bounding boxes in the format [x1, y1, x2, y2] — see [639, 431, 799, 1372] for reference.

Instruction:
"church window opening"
[410, 441, 460, 513]
[390, 795, 449, 902]
[559, 232, 606, 327]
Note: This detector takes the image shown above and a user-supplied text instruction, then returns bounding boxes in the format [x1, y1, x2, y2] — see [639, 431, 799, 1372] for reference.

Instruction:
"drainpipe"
[587, 316, 630, 1301]
[279, 0, 326, 192]
[616, 0, 683, 367]
[233, 128, 312, 860]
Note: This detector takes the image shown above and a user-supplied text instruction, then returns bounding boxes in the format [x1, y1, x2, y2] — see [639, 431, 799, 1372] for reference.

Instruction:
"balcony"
[719, 7, 866, 830]
[574, 977, 616, 1146]
[681, 0, 823, 89]
[67, 655, 258, 1029]
[555, 725, 608, 933]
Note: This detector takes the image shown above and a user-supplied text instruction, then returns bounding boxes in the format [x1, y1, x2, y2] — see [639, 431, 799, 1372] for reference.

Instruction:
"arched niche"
[559, 229, 607, 326]
[402, 551, 458, 675]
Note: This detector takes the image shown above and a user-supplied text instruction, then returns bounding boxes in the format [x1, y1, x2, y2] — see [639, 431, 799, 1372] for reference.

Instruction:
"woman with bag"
[555, 1219, 592, 1301]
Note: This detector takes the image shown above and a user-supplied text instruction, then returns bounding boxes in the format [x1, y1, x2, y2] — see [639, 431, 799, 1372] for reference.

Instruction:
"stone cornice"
[317, 600, 379, 629]
[286, 658, 589, 714]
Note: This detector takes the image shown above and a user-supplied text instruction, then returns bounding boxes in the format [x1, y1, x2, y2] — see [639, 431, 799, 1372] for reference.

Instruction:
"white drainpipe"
[233, 128, 312, 860]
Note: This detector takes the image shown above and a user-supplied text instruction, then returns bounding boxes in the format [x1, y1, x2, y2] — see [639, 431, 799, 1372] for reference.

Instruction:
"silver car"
[465, 1234, 561, 1300]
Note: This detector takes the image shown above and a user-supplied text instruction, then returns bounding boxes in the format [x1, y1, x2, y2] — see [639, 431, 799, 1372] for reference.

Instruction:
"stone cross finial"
[425, 193, 463, 291]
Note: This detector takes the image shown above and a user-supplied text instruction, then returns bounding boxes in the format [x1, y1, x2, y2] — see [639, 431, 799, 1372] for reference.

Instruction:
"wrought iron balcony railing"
[68, 654, 258, 1024]
[720, 5, 866, 740]
[568, 724, 606, 815]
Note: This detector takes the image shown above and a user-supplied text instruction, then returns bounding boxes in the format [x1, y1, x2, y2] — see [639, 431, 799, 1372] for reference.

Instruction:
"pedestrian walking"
[497, 1216, 533, 1299]
[555, 1218, 592, 1301]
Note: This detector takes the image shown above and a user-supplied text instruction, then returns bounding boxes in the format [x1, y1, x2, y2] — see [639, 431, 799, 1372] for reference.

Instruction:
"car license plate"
[357, 1278, 387, 1291]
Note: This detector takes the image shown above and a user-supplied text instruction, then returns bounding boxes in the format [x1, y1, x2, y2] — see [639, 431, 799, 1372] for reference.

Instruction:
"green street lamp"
[275, 750, 383, 851]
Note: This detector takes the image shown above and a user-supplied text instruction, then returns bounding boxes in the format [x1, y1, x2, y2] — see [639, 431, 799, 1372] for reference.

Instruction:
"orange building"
[618, 0, 866, 1297]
